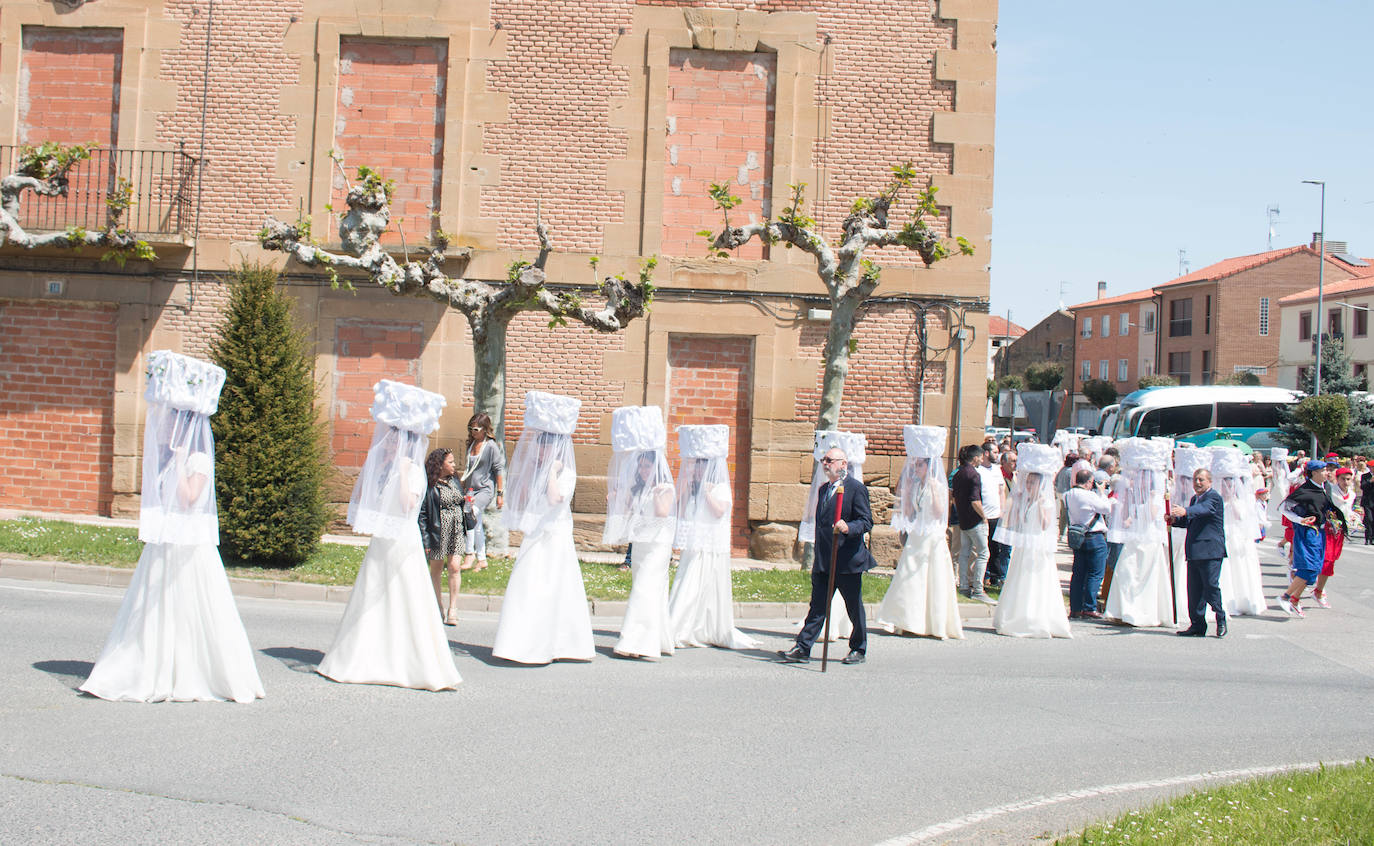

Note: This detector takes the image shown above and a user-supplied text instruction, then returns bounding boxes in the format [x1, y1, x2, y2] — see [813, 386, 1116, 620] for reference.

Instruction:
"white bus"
[1108, 386, 1300, 449]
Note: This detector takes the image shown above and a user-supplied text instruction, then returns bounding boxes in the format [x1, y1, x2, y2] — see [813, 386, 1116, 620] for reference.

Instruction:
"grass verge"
[1058, 759, 1374, 845]
[0, 517, 895, 604]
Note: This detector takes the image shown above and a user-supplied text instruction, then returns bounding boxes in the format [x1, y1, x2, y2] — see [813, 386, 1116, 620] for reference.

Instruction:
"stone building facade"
[0, 0, 996, 560]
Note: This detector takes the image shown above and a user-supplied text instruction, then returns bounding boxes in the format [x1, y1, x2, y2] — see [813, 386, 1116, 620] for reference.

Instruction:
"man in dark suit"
[779, 447, 877, 665]
[1168, 467, 1228, 638]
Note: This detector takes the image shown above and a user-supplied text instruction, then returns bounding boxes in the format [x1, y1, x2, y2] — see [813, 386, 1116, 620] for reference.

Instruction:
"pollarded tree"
[706, 164, 974, 430]
[259, 162, 655, 439]
[0, 142, 155, 264]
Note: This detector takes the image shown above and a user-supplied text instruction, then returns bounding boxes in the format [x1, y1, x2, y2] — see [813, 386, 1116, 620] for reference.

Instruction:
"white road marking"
[0, 582, 111, 598]
[873, 759, 1356, 845]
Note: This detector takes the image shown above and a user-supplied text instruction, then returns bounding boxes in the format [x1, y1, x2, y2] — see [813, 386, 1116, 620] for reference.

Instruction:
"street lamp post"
[1303, 180, 1326, 455]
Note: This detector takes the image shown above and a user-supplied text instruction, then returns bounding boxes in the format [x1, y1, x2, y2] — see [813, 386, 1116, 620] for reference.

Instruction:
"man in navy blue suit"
[779, 447, 877, 665]
[1168, 466, 1228, 638]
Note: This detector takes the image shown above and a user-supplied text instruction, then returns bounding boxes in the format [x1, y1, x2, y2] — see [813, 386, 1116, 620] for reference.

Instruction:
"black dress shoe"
[777, 646, 810, 663]
[1176, 627, 1206, 637]
[841, 650, 866, 665]
[1216, 618, 1228, 638]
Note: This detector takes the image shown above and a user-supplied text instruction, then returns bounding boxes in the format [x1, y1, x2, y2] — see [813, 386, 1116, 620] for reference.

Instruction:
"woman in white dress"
[317, 380, 461, 690]
[1169, 447, 1210, 616]
[1103, 438, 1175, 627]
[1266, 447, 1290, 528]
[1213, 447, 1269, 616]
[876, 425, 963, 639]
[492, 391, 594, 664]
[81, 350, 264, 703]
[604, 406, 676, 659]
[798, 430, 865, 642]
[993, 443, 1072, 638]
[667, 424, 759, 649]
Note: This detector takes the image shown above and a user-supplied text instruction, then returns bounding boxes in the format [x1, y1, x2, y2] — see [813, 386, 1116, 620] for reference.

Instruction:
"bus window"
[1216, 402, 1283, 429]
[1136, 403, 1212, 437]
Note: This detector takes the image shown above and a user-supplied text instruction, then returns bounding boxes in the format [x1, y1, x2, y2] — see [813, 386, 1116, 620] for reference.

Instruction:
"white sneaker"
[1275, 593, 1295, 616]
[1312, 591, 1331, 609]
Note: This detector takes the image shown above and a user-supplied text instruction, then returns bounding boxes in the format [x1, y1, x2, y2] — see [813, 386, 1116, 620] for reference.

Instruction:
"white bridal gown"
[318, 474, 461, 690]
[668, 547, 759, 650]
[877, 529, 964, 639]
[80, 542, 265, 703]
[1104, 542, 1176, 627]
[614, 543, 674, 659]
[993, 534, 1071, 639]
[1217, 515, 1268, 616]
[493, 468, 595, 664]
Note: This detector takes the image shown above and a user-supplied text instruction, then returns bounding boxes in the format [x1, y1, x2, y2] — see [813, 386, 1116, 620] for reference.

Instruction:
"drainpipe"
[951, 320, 966, 470]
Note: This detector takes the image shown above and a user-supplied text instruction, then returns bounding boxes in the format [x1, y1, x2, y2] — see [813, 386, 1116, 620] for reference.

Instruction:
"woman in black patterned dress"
[419, 447, 465, 625]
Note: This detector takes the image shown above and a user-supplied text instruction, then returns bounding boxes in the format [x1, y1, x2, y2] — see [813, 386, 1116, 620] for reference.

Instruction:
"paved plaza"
[3, 537, 1372, 845]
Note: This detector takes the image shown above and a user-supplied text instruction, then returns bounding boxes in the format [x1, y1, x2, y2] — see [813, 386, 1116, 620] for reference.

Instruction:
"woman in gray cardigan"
[460, 412, 506, 571]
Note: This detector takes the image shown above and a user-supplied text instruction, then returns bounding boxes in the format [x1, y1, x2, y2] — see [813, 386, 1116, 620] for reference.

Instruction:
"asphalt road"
[3, 537, 1372, 845]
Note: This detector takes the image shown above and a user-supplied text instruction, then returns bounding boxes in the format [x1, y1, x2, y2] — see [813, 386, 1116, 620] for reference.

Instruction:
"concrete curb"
[0, 555, 995, 620]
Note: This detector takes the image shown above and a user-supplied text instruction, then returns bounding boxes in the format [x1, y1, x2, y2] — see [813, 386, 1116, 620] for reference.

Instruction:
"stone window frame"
[273, 1, 507, 251]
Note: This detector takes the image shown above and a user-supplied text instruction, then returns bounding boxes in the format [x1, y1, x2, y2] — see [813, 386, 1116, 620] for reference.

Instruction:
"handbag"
[1066, 512, 1102, 550]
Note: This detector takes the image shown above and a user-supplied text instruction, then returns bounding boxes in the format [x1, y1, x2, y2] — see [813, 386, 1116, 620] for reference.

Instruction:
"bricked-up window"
[1168, 351, 1191, 385]
[1299, 310, 1312, 341]
[1169, 299, 1192, 337]
[662, 50, 776, 259]
[19, 27, 122, 146]
[1355, 305, 1369, 338]
[334, 38, 448, 246]
[1258, 297, 1270, 336]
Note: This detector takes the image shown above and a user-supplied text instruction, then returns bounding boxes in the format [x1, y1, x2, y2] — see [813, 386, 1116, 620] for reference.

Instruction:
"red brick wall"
[661, 49, 775, 259]
[795, 304, 947, 454]
[0, 301, 116, 515]
[1073, 300, 1149, 393]
[498, 313, 628, 445]
[19, 26, 122, 146]
[334, 37, 448, 246]
[667, 334, 754, 553]
[332, 320, 423, 471]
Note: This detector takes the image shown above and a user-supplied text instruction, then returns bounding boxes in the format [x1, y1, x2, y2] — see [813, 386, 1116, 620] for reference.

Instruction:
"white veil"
[1213, 448, 1260, 542]
[1267, 447, 1290, 524]
[891, 425, 948, 538]
[346, 380, 445, 539]
[503, 391, 581, 536]
[798, 430, 866, 543]
[603, 406, 675, 545]
[994, 443, 1059, 550]
[1106, 438, 1169, 545]
[673, 425, 732, 554]
[1172, 446, 1213, 509]
[139, 350, 226, 546]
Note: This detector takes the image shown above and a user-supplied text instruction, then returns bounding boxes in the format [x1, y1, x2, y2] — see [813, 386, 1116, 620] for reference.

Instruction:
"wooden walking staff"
[1165, 496, 1178, 624]
[820, 483, 845, 673]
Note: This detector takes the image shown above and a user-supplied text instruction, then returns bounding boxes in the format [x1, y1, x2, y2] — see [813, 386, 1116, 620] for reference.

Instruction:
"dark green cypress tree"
[210, 262, 333, 564]
[1277, 335, 1374, 454]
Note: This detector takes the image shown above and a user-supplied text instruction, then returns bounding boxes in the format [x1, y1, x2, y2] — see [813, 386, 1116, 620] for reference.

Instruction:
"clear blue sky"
[991, 1, 1374, 330]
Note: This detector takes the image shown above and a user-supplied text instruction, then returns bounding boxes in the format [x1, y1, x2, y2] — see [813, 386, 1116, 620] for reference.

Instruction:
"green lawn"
[1059, 759, 1374, 845]
[0, 517, 895, 604]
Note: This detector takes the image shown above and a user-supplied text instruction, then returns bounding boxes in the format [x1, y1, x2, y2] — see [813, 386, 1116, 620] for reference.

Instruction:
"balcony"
[0, 144, 197, 242]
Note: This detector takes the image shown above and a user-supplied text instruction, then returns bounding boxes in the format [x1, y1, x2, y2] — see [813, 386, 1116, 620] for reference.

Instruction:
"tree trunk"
[816, 292, 861, 431]
[472, 313, 511, 442]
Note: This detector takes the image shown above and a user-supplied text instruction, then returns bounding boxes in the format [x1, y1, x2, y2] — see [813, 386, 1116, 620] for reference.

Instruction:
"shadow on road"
[33, 659, 94, 688]
[260, 646, 323, 672]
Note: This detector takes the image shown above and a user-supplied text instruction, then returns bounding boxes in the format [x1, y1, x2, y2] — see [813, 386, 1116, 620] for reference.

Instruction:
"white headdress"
[673, 424, 733, 553]
[798, 430, 866, 543]
[892, 425, 948, 537]
[1212, 447, 1260, 542]
[139, 350, 227, 545]
[995, 443, 1059, 549]
[1107, 438, 1169, 544]
[1172, 446, 1215, 508]
[503, 391, 581, 534]
[603, 406, 675, 545]
[346, 380, 445, 539]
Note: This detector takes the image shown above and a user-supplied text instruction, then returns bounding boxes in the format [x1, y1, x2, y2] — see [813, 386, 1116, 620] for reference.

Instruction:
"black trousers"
[986, 517, 1009, 582]
[1186, 557, 1225, 630]
[1363, 507, 1374, 543]
[796, 567, 867, 654]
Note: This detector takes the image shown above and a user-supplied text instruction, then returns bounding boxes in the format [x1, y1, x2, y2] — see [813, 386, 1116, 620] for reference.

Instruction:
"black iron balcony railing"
[0, 144, 197, 240]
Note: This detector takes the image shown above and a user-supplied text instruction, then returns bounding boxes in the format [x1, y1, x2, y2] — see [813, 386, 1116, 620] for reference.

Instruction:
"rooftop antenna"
[1058, 280, 1068, 310]
[1178, 249, 1190, 277]
[1266, 204, 1281, 250]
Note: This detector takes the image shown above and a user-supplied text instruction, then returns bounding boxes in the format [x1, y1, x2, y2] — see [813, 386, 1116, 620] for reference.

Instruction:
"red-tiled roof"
[989, 315, 1026, 337]
[1156, 245, 1308, 288]
[1279, 275, 1374, 305]
[1069, 287, 1155, 310]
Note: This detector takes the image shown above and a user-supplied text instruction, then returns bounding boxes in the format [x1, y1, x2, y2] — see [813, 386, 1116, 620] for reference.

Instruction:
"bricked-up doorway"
[661, 49, 776, 260]
[0, 301, 117, 515]
[666, 335, 754, 555]
[331, 320, 423, 484]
